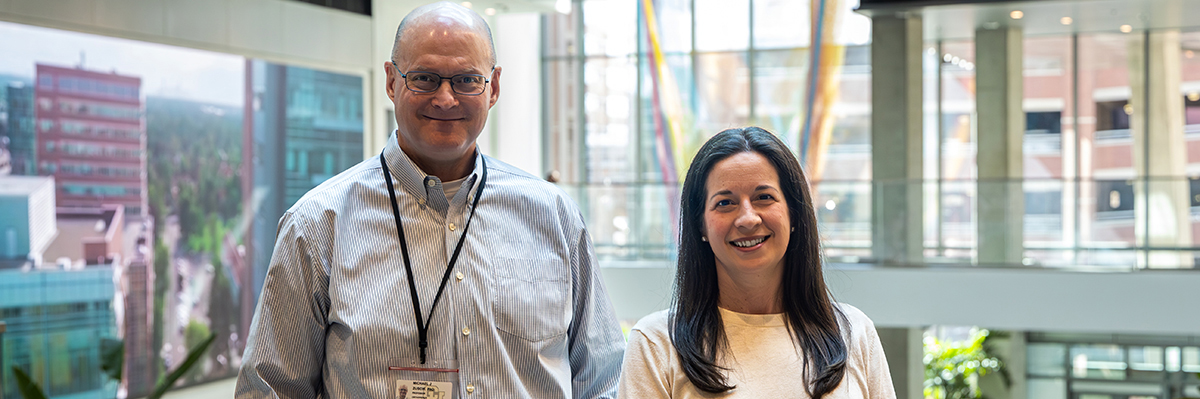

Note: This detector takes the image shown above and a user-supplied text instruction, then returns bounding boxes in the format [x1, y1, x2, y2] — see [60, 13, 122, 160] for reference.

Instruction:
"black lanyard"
[379, 152, 487, 364]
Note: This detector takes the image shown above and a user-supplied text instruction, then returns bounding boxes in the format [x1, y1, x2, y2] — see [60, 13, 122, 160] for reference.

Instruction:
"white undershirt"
[442, 176, 467, 200]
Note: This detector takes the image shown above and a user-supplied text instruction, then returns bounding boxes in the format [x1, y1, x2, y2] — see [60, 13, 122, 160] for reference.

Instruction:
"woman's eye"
[758, 194, 774, 200]
[715, 199, 732, 207]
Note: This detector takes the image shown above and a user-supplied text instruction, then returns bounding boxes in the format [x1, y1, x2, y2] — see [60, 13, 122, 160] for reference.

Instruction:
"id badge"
[389, 358, 459, 399]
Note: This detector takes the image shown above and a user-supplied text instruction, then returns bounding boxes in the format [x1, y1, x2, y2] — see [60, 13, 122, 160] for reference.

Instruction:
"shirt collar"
[381, 130, 483, 205]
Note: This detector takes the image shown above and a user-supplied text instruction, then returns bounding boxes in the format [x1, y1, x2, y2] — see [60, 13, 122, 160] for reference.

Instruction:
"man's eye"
[456, 76, 483, 84]
[411, 74, 437, 82]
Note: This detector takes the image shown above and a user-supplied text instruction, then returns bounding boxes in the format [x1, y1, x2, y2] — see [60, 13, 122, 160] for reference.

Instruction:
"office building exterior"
[34, 64, 146, 217]
[0, 266, 118, 399]
[241, 59, 363, 351]
[0, 175, 56, 266]
[6, 82, 35, 176]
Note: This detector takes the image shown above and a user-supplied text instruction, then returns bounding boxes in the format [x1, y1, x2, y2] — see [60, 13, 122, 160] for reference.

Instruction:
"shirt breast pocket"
[492, 257, 570, 342]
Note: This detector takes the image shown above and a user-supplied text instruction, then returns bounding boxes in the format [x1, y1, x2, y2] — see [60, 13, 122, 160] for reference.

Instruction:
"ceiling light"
[1189, 92, 1200, 102]
[485, 7, 496, 15]
[461, 1, 472, 8]
[1010, 10, 1024, 20]
[1060, 17, 1073, 25]
[555, 0, 572, 14]
[1186, 50, 1195, 59]
[1120, 25, 1133, 33]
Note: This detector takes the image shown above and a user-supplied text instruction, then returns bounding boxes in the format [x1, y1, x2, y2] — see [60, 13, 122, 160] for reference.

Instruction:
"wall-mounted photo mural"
[0, 21, 364, 398]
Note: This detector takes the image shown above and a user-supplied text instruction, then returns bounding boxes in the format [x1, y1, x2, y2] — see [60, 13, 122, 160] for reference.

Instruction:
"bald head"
[391, 1, 496, 66]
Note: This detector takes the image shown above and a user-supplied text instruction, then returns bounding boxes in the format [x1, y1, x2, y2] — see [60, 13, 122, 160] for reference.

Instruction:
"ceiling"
[856, 0, 1200, 40]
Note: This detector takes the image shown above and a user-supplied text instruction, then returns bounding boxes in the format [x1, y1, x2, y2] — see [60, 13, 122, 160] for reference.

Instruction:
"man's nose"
[430, 80, 459, 108]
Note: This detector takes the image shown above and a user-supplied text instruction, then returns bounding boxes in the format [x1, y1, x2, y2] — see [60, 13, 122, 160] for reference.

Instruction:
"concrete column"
[1128, 30, 1193, 269]
[877, 327, 924, 399]
[975, 27, 1025, 265]
[871, 14, 924, 264]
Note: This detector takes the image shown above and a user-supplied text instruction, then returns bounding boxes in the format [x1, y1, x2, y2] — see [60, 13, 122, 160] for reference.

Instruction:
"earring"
[701, 236, 708, 242]
[791, 227, 795, 232]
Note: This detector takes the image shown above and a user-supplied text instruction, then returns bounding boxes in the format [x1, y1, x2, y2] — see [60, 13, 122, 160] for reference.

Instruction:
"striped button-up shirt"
[236, 134, 625, 398]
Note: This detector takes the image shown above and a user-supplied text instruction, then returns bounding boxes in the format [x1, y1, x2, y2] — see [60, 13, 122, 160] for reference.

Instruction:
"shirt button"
[455, 271, 464, 281]
[466, 384, 475, 393]
[449, 223, 457, 231]
[462, 327, 470, 336]
[426, 179, 436, 187]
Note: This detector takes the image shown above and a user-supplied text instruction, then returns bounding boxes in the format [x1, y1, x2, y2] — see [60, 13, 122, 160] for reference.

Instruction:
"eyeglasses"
[393, 61, 492, 96]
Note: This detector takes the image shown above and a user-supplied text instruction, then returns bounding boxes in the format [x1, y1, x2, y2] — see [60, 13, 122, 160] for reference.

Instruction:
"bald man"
[235, 2, 625, 398]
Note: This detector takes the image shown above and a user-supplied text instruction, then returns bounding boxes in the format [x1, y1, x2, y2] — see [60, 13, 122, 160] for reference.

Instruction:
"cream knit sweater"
[618, 304, 896, 399]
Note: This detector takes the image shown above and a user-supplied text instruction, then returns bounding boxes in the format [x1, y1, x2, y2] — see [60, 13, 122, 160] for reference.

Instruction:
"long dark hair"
[670, 126, 847, 397]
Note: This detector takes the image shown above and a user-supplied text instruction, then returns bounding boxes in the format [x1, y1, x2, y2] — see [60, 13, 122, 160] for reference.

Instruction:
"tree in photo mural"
[145, 96, 246, 385]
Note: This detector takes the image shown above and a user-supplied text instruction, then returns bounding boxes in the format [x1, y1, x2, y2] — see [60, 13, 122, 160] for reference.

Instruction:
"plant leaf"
[100, 338, 125, 382]
[149, 332, 216, 399]
[11, 366, 49, 399]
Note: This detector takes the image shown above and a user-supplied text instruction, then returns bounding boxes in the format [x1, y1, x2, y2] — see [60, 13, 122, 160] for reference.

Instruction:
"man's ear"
[385, 60, 398, 99]
[488, 66, 502, 108]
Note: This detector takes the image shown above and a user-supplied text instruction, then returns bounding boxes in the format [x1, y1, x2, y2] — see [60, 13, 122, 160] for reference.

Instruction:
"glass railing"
[560, 177, 1200, 271]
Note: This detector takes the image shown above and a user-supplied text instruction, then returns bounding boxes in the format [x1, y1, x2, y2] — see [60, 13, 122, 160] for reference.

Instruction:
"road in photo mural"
[0, 21, 363, 398]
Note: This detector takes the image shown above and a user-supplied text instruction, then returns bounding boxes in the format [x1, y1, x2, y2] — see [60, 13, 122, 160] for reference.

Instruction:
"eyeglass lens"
[406, 72, 487, 95]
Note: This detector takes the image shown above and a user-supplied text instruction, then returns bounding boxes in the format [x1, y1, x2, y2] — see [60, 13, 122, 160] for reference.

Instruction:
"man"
[235, 2, 625, 398]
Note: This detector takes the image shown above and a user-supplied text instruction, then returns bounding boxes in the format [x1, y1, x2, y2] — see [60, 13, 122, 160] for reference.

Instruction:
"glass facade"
[547, 0, 873, 261]
[1027, 334, 1200, 399]
[0, 267, 117, 399]
[548, 1, 1200, 270]
[5, 84, 37, 176]
[246, 59, 364, 310]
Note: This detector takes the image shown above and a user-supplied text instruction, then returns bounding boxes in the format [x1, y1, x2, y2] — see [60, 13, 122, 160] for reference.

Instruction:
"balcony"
[562, 177, 1200, 271]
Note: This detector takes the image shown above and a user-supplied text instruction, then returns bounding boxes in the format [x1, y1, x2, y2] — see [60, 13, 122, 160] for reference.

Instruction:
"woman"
[618, 127, 895, 398]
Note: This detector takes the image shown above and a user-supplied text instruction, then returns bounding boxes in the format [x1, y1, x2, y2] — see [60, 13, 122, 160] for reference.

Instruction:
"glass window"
[1078, 33, 1142, 252]
[542, 12, 577, 58]
[585, 56, 638, 183]
[643, 0, 691, 53]
[584, 0, 636, 56]
[752, 49, 809, 150]
[694, 52, 751, 135]
[1027, 378, 1067, 399]
[1166, 346, 1181, 372]
[752, 0, 810, 50]
[638, 53, 694, 183]
[1071, 343, 1127, 380]
[1128, 346, 1164, 379]
[694, 0, 749, 52]
[1029, 342, 1068, 377]
[1184, 347, 1200, 372]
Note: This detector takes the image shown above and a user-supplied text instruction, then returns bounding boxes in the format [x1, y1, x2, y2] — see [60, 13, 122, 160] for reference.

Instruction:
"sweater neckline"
[718, 307, 786, 327]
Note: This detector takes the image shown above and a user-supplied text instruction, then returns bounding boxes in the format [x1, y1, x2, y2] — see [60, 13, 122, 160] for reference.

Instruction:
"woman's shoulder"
[630, 309, 673, 341]
[834, 302, 880, 334]
[834, 302, 882, 344]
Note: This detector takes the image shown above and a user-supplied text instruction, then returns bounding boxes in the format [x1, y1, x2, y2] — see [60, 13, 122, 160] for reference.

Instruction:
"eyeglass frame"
[391, 60, 494, 96]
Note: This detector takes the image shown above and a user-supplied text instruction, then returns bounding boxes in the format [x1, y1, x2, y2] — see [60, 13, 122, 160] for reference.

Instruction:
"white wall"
[0, 0, 372, 72]
[487, 12, 542, 176]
